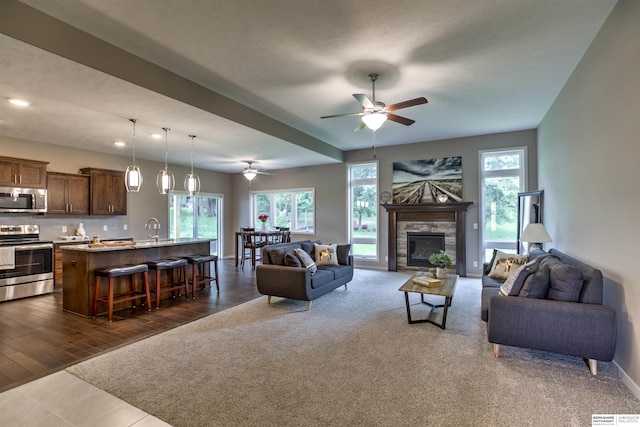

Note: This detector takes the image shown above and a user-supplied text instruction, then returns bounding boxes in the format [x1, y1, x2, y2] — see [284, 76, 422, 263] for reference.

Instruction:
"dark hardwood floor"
[0, 258, 262, 393]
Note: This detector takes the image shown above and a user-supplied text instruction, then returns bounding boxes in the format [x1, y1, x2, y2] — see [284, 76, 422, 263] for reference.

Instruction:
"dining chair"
[241, 227, 266, 269]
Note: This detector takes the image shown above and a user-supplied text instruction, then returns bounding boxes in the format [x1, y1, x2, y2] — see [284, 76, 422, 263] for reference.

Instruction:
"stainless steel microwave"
[0, 187, 47, 213]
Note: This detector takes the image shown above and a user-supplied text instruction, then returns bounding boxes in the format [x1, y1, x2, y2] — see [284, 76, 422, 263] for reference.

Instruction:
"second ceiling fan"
[321, 73, 428, 131]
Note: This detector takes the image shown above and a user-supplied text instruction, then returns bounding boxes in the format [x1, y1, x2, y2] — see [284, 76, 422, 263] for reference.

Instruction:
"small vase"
[261, 222, 266, 232]
[436, 267, 447, 279]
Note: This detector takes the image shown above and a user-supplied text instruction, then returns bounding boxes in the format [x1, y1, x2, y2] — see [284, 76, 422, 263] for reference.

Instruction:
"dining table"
[234, 230, 282, 267]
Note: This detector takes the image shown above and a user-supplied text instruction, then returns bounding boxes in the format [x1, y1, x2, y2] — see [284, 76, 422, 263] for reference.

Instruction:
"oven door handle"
[13, 243, 53, 251]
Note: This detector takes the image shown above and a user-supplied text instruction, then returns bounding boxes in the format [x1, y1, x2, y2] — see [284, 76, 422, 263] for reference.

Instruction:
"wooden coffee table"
[398, 273, 459, 329]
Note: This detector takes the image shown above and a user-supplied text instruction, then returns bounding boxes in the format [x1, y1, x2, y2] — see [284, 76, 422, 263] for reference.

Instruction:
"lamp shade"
[521, 223, 552, 243]
[361, 113, 387, 131]
[243, 170, 257, 181]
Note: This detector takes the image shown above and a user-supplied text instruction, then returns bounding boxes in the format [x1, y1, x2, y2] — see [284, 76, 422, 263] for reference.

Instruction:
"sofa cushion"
[318, 264, 352, 280]
[284, 251, 302, 267]
[488, 251, 528, 281]
[294, 248, 317, 275]
[314, 243, 338, 266]
[310, 269, 334, 289]
[547, 264, 584, 302]
[337, 244, 351, 265]
[499, 259, 537, 296]
[518, 263, 550, 299]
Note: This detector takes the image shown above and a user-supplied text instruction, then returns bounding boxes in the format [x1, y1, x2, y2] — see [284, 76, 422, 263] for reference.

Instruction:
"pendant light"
[156, 127, 175, 194]
[184, 134, 201, 195]
[125, 118, 143, 192]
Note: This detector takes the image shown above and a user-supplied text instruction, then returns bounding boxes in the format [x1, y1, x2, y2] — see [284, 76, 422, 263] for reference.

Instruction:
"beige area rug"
[67, 269, 639, 427]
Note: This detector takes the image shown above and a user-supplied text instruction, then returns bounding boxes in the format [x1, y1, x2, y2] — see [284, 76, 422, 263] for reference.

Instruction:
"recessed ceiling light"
[151, 133, 162, 139]
[114, 141, 126, 147]
[8, 98, 30, 107]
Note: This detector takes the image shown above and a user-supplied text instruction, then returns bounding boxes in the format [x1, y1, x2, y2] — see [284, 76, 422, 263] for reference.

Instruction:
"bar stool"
[183, 254, 219, 298]
[93, 264, 151, 322]
[145, 258, 190, 309]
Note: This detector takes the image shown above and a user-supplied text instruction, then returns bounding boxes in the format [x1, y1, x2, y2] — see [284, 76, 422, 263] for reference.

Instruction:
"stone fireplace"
[382, 202, 472, 276]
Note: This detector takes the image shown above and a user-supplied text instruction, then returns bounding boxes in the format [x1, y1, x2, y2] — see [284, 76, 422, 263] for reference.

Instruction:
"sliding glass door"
[169, 192, 222, 255]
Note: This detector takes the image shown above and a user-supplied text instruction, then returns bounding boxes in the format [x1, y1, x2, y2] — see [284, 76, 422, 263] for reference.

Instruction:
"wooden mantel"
[382, 202, 473, 276]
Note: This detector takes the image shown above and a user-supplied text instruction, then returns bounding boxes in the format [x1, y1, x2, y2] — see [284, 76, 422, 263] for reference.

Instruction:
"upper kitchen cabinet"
[80, 168, 127, 215]
[47, 172, 90, 215]
[0, 156, 48, 188]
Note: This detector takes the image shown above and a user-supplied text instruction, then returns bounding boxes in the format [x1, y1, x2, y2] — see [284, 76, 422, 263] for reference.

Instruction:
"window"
[169, 192, 222, 255]
[348, 162, 378, 260]
[479, 148, 526, 262]
[250, 188, 314, 233]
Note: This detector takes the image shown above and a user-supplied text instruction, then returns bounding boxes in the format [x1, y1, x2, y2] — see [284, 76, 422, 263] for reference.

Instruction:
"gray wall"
[538, 0, 640, 396]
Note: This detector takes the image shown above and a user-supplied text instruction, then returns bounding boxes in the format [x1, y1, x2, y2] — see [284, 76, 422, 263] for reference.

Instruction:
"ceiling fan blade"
[387, 113, 415, 126]
[256, 170, 275, 176]
[353, 121, 366, 132]
[321, 112, 363, 119]
[353, 94, 374, 109]
[386, 97, 428, 111]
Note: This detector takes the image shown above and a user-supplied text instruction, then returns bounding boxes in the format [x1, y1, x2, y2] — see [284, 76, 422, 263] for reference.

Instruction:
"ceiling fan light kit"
[125, 118, 143, 192]
[321, 72, 427, 132]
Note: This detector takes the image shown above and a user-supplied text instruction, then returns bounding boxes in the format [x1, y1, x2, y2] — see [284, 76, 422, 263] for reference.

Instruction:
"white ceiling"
[0, 0, 617, 174]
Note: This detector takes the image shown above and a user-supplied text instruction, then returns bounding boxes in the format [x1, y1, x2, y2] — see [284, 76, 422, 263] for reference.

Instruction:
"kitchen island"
[61, 238, 212, 317]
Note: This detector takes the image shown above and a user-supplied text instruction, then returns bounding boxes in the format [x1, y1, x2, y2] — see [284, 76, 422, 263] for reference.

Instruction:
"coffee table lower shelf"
[399, 274, 459, 330]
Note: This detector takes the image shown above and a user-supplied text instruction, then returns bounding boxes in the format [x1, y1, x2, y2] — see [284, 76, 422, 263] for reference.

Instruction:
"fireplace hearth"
[407, 232, 445, 267]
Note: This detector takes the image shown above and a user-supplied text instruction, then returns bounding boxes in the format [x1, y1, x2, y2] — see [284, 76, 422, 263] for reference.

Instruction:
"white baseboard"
[614, 360, 640, 400]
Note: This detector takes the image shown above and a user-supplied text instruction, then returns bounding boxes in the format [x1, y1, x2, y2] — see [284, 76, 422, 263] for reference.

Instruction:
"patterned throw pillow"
[294, 248, 317, 275]
[488, 251, 528, 281]
[499, 259, 537, 296]
[314, 243, 338, 266]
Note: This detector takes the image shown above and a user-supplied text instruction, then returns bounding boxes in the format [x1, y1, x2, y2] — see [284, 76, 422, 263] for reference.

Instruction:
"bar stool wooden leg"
[143, 271, 151, 310]
[107, 277, 114, 322]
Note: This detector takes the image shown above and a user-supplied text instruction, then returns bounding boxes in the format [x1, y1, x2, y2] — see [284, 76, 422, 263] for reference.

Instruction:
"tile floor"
[0, 370, 170, 427]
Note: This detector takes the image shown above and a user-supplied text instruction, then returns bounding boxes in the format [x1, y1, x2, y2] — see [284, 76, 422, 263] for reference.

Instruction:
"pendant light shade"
[125, 118, 143, 192]
[184, 135, 201, 195]
[156, 127, 175, 194]
[361, 113, 387, 131]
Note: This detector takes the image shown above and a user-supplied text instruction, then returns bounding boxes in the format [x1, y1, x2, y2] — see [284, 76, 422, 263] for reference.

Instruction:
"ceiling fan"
[242, 161, 274, 181]
[321, 73, 428, 131]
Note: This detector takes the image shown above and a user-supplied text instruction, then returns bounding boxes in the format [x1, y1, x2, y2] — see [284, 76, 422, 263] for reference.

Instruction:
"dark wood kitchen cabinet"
[47, 172, 90, 215]
[80, 168, 127, 215]
[0, 156, 48, 188]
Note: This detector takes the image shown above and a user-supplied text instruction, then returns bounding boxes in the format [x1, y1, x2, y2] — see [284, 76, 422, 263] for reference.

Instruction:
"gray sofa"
[256, 240, 354, 310]
[481, 248, 616, 375]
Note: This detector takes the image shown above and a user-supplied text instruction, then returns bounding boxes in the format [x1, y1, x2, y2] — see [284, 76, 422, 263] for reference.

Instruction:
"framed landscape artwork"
[392, 157, 463, 204]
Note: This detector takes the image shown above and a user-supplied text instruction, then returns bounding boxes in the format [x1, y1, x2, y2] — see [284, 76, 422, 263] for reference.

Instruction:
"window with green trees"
[169, 192, 221, 255]
[348, 162, 378, 259]
[251, 189, 314, 233]
[480, 148, 526, 262]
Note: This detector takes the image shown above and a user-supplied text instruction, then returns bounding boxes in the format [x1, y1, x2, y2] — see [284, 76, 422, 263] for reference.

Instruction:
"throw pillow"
[267, 247, 290, 266]
[499, 259, 537, 296]
[294, 248, 317, 275]
[284, 251, 302, 267]
[518, 264, 550, 298]
[484, 249, 498, 275]
[547, 264, 584, 302]
[337, 244, 351, 265]
[314, 243, 338, 266]
[488, 251, 528, 281]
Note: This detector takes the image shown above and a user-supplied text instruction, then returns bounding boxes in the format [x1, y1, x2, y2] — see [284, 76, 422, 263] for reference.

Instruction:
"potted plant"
[429, 250, 452, 279]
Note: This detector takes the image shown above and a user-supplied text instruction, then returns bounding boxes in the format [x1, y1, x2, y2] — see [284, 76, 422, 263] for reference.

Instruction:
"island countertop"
[60, 238, 211, 252]
[62, 238, 213, 317]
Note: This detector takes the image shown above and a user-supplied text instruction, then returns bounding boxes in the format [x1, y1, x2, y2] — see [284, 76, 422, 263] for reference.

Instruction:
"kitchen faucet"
[145, 217, 160, 242]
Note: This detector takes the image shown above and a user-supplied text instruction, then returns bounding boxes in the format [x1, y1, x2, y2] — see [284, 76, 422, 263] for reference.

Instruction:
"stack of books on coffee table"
[411, 274, 442, 287]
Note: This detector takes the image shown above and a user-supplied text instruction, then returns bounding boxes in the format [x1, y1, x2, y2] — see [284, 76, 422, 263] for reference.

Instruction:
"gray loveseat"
[481, 248, 616, 375]
[256, 240, 354, 310]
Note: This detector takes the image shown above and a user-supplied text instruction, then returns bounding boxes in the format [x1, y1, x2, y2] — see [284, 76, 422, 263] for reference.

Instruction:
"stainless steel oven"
[0, 225, 53, 302]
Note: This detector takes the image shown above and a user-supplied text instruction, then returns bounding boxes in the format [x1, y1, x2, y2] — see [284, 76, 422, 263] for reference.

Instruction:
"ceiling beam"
[0, 0, 344, 163]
